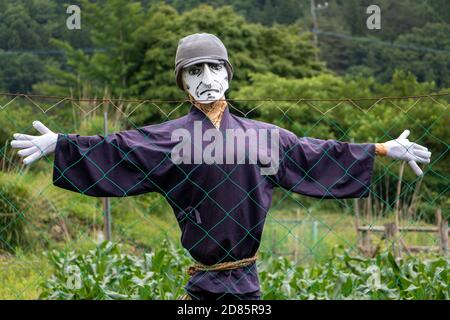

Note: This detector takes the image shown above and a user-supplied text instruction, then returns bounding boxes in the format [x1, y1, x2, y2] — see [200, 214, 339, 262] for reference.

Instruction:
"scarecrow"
[11, 33, 431, 300]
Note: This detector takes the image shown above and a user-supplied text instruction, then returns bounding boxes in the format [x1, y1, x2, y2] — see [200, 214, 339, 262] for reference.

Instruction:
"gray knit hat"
[174, 33, 233, 90]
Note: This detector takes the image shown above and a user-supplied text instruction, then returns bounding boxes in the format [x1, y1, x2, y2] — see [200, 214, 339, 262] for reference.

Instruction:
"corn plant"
[40, 241, 449, 300]
[39, 241, 190, 300]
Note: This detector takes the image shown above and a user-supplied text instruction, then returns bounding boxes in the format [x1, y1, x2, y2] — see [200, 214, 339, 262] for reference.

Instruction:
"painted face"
[182, 62, 229, 103]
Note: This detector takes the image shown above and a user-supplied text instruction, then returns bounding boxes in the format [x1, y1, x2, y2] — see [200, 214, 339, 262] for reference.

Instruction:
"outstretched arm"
[11, 121, 169, 197]
[274, 129, 431, 199]
[275, 134, 375, 199]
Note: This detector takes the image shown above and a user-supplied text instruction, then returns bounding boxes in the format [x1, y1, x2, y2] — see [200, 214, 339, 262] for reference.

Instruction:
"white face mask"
[182, 62, 229, 103]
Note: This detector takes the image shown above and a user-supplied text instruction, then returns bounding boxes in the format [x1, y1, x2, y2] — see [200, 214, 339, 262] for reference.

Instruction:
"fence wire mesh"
[0, 92, 448, 299]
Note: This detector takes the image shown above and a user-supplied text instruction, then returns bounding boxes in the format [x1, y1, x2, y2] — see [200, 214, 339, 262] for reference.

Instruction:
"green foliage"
[259, 249, 450, 300]
[77, 115, 122, 136]
[39, 241, 449, 300]
[0, 172, 56, 252]
[236, 70, 448, 213]
[316, 1, 450, 88]
[0, 0, 90, 92]
[147, 0, 308, 25]
[0, 172, 67, 253]
[1, 0, 449, 92]
[0, 252, 51, 299]
[34, 0, 145, 97]
[236, 72, 372, 137]
[39, 241, 190, 299]
[0, 52, 47, 93]
[36, 1, 322, 124]
[0, 101, 35, 145]
[377, 23, 450, 88]
[0, 173, 33, 252]
[0, 0, 447, 300]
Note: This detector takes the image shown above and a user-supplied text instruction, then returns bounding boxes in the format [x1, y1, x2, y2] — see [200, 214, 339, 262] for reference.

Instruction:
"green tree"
[36, 0, 145, 97]
[0, 0, 55, 92]
[37, 2, 323, 124]
[377, 23, 450, 88]
[0, 0, 92, 92]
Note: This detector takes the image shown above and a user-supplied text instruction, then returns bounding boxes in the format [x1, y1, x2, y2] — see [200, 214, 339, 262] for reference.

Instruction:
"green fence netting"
[0, 92, 448, 299]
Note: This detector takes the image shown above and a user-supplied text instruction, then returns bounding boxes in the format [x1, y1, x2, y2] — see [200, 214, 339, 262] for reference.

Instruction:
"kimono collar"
[187, 97, 231, 130]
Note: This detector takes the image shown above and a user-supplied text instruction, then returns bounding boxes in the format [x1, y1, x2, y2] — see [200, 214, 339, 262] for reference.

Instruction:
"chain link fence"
[0, 92, 448, 299]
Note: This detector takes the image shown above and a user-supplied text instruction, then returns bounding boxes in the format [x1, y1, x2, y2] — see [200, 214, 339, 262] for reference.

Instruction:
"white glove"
[10, 121, 58, 165]
[384, 130, 431, 176]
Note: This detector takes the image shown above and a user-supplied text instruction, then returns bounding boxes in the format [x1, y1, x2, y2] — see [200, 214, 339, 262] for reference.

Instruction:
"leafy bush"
[259, 249, 449, 300]
[0, 173, 36, 252]
[39, 241, 190, 300]
[0, 172, 58, 253]
[40, 241, 449, 300]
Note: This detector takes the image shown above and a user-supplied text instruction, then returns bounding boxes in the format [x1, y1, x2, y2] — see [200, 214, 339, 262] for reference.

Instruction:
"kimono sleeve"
[275, 132, 376, 199]
[52, 128, 168, 197]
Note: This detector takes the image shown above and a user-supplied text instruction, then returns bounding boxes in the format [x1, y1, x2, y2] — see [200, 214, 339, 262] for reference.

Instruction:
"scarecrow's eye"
[209, 63, 223, 71]
[188, 67, 201, 76]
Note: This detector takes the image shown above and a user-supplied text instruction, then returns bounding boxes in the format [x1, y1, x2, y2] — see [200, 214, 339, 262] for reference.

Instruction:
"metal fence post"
[312, 220, 318, 244]
[103, 111, 112, 241]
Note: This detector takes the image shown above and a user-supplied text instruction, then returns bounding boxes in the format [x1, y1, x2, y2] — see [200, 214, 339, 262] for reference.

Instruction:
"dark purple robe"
[53, 104, 375, 295]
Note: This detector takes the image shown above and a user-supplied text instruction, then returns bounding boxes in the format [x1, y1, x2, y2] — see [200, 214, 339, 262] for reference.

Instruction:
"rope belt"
[187, 255, 258, 276]
[179, 255, 258, 300]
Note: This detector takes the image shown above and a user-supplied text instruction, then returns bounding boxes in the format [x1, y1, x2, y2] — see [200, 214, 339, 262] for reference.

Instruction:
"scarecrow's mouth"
[199, 88, 220, 95]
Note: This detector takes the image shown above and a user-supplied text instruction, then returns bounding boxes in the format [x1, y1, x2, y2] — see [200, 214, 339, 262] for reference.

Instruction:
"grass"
[0, 252, 50, 299]
[263, 207, 440, 264]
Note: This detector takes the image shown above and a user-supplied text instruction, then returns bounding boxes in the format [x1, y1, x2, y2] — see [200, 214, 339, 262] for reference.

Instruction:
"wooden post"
[272, 229, 276, 256]
[361, 230, 371, 256]
[385, 222, 401, 258]
[367, 193, 373, 225]
[363, 194, 373, 255]
[407, 177, 422, 219]
[395, 162, 405, 227]
[312, 220, 318, 244]
[437, 209, 448, 255]
[354, 198, 361, 249]
[384, 175, 389, 216]
[294, 208, 300, 263]
[436, 209, 442, 230]
[375, 183, 381, 220]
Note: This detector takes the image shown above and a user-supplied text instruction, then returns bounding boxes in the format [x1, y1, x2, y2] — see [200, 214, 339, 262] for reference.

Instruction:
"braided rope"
[187, 255, 258, 276]
[178, 256, 258, 300]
